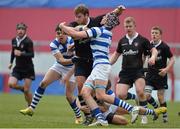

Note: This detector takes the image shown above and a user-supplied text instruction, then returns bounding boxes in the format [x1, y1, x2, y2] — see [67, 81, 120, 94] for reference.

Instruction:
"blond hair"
[124, 16, 136, 25]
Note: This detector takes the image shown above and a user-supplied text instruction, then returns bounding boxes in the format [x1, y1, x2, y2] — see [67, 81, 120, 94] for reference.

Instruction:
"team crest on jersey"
[134, 42, 138, 47]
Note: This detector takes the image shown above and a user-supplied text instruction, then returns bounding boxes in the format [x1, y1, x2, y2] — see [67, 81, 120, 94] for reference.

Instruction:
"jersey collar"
[126, 32, 138, 45]
[16, 34, 27, 46]
[151, 40, 162, 48]
[83, 17, 90, 28]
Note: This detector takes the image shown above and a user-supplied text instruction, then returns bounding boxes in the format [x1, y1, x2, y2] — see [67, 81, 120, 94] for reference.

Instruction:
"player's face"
[151, 29, 161, 42]
[56, 30, 67, 44]
[75, 13, 88, 25]
[16, 28, 26, 38]
[124, 22, 136, 36]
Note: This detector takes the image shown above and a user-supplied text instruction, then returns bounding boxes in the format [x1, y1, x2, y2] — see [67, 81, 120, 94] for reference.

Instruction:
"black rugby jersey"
[69, 14, 104, 59]
[10, 36, 34, 68]
[148, 41, 173, 72]
[116, 34, 152, 69]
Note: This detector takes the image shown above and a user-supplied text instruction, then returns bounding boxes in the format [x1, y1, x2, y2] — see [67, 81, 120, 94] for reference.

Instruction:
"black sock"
[78, 95, 91, 116]
[126, 92, 136, 100]
[139, 100, 148, 108]
[147, 96, 158, 108]
[160, 102, 168, 117]
[20, 88, 24, 93]
[160, 102, 167, 107]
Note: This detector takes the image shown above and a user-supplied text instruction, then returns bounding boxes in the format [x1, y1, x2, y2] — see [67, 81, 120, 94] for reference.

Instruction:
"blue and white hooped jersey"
[49, 36, 74, 67]
[86, 26, 112, 67]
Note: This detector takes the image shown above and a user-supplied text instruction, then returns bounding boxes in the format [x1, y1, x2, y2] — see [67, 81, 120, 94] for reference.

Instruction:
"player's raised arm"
[59, 22, 88, 39]
[112, 5, 126, 16]
[110, 51, 121, 65]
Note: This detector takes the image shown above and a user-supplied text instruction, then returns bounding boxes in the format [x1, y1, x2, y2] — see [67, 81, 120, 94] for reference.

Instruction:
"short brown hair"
[151, 26, 162, 35]
[16, 22, 27, 30]
[124, 16, 136, 25]
[74, 4, 89, 16]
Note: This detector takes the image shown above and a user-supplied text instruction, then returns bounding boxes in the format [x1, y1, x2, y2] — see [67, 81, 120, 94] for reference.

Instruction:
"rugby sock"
[126, 92, 136, 100]
[78, 95, 86, 106]
[139, 100, 148, 108]
[78, 95, 91, 116]
[147, 96, 158, 108]
[94, 96, 103, 105]
[144, 108, 155, 115]
[30, 87, 45, 109]
[20, 87, 24, 93]
[114, 97, 133, 112]
[163, 112, 168, 119]
[91, 107, 105, 120]
[70, 99, 81, 118]
[160, 102, 168, 118]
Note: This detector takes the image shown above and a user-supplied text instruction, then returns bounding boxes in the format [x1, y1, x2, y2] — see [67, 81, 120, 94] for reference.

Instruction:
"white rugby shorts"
[86, 64, 111, 82]
[50, 62, 75, 83]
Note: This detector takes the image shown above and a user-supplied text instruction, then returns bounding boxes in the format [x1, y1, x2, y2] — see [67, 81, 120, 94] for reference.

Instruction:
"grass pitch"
[0, 93, 180, 128]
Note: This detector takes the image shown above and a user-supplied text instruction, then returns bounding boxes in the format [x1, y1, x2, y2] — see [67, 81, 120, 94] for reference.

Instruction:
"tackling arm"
[110, 51, 121, 65]
[54, 52, 73, 65]
[59, 23, 88, 39]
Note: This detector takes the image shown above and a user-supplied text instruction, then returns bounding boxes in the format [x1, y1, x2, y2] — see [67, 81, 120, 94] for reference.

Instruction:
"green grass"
[0, 93, 180, 128]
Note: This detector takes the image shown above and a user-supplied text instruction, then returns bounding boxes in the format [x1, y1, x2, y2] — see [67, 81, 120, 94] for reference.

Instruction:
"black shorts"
[74, 59, 93, 78]
[118, 69, 145, 88]
[145, 72, 168, 90]
[11, 66, 35, 80]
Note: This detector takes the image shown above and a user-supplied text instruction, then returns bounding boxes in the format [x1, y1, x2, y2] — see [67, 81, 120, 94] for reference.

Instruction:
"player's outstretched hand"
[113, 5, 126, 15]
[59, 22, 66, 28]
[118, 5, 126, 10]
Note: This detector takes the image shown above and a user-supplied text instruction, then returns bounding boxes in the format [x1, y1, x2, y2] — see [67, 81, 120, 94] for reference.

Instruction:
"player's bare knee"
[81, 89, 90, 99]
[95, 92, 105, 101]
[66, 96, 73, 103]
[23, 89, 29, 94]
[77, 82, 84, 89]
[145, 93, 151, 100]
[158, 94, 164, 103]
[118, 93, 127, 100]
[138, 93, 145, 99]
[136, 90, 145, 99]
[8, 82, 16, 88]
